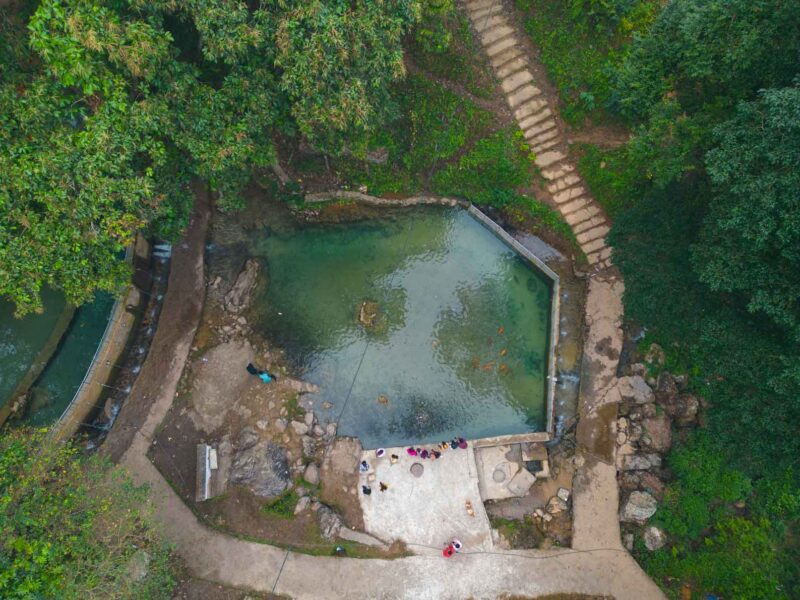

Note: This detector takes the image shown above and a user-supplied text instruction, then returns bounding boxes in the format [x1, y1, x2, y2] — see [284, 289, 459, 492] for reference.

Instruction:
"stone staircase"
[465, 0, 613, 269]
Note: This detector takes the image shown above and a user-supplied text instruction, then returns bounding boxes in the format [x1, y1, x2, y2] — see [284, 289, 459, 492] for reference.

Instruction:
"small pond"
[248, 206, 554, 449]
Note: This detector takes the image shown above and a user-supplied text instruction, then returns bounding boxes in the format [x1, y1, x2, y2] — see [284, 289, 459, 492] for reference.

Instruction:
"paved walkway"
[358, 445, 494, 553]
[465, 0, 612, 269]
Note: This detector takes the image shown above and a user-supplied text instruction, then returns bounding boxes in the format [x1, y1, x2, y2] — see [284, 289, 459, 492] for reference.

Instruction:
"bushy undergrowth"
[515, 0, 658, 124]
[0, 428, 176, 599]
[431, 127, 533, 201]
[408, 9, 496, 99]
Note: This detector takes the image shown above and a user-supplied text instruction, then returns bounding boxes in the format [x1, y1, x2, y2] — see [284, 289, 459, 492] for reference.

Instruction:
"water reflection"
[250, 207, 554, 448]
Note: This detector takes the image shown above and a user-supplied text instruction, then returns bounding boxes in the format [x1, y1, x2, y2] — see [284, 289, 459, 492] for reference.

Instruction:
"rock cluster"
[616, 345, 703, 551]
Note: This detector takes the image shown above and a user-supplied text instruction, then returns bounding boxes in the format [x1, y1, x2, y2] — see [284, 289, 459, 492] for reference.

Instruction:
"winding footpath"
[111, 3, 666, 596]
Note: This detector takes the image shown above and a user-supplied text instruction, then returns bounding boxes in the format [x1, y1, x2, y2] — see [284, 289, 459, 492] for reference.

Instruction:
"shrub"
[0, 428, 176, 599]
[431, 127, 533, 201]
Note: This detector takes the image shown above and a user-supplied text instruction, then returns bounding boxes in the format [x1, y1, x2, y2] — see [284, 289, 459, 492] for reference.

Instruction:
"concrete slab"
[507, 467, 536, 496]
[358, 445, 493, 553]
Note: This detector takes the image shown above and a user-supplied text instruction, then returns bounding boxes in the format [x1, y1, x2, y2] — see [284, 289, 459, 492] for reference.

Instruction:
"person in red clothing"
[442, 543, 455, 558]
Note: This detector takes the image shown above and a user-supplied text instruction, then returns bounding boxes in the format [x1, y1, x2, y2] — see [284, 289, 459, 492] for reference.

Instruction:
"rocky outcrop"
[317, 505, 344, 541]
[224, 259, 260, 313]
[616, 357, 704, 551]
[229, 440, 291, 498]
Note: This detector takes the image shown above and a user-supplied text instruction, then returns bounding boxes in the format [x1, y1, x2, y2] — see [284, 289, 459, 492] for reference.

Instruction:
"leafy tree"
[0, 0, 422, 313]
[274, 0, 419, 154]
[613, 0, 800, 121]
[693, 85, 800, 340]
[0, 428, 175, 598]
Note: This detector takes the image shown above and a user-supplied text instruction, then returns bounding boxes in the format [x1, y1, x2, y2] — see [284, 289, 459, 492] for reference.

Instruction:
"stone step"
[529, 125, 560, 145]
[501, 70, 534, 94]
[587, 246, 612, 264]
[470, 5, 503, 21]
[564, 205, 601, 226]
[473, 14, 507, 33]
[523, 118, 558, 140]
[540, 163, 574, 180]
[466, 0, 498, 13]
[507, 85, 542, 108]
[547, 173, 581, 193]
[560, 197, 590, 215]
[481, 25, 515, 46]
[577, 225, 610, 244]
[573, 215, 606, 234]
[496, 57, 529, 80]
[580, 237, 607, 255]
[531, 138, 561, 155]
[485, 36, 518, 58]
[513, 98, 549, 121]
[534, 150, 566, 169]
[553, 186, 587, 205]
[518, 108, 553, 130]
[490, 46, 524, 69]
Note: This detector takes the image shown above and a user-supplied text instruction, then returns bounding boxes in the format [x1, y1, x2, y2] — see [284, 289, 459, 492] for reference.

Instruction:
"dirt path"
[103, 182, 210, 461]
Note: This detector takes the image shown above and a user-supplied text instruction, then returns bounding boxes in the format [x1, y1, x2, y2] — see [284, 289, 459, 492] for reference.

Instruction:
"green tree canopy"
[693, 85, 800, 339]
[0, 0, 421, 314]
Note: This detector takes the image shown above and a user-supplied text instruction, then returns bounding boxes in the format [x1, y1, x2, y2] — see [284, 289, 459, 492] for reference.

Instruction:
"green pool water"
[251, 206, 553, 448]
[0, 291, 115, 426]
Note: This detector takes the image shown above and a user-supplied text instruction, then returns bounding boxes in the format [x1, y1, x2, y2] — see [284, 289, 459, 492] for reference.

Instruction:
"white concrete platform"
[358, 445, 493, 554]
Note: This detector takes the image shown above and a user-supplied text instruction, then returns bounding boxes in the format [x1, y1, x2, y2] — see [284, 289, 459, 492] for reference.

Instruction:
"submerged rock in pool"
[358, 299, 379, 327]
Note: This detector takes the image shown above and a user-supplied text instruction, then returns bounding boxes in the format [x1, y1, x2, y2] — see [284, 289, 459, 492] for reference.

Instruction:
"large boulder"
[675, 394, 700, 426]
[546, 495, 568, 514]
[229, 441, 290, 497]
[655, 372, 678, 402]
[642, 414, 672, 452]
[620, 453, 662, 471]
[617, 376, 655, 405]
[317, 505, 343, 541]
[224, 258, 260, 313]
[639, 472, 666, 500]
[644, 526, 667, 551]
[620, 491, 658, 523]
[304, 463, 320, 486]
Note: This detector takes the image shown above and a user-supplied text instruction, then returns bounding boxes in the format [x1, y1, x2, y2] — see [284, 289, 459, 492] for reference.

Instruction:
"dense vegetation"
[0, 0, 421, 315]
[517, 0, 800, 597]
[0, 429, 174, 598]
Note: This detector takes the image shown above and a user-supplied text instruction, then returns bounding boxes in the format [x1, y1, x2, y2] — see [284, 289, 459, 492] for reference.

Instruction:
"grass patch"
[284, 394, 305, 421]
[431, 127, 534, 201]
[334, 74, 492, 195]
[407, 11, 496, 99]
[576, 143, 643, 218]
[500, 192, 579, 249]
[515, 0, 658, 125]
[260, 490, 299, 519]
[491, 516, 544, 548]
